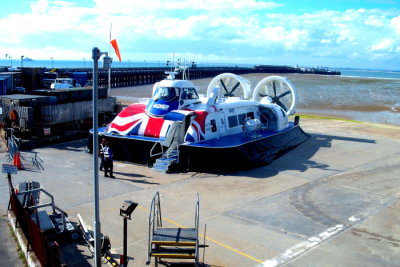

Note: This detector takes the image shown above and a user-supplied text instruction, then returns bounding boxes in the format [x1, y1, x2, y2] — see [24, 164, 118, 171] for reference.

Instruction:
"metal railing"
[149, 141, 164, 158]
[147, 191, 162, 263]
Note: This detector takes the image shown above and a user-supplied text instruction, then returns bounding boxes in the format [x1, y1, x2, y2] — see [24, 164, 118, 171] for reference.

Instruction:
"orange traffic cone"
[13, 152, 23, 170]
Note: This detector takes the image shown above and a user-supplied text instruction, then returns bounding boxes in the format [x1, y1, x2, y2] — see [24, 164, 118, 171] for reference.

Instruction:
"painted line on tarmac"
[255, 224, 345, 267]
[137, 205, 263, 264]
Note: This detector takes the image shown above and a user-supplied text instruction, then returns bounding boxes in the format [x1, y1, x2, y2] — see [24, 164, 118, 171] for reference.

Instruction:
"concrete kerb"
[8, 210, 41, 267]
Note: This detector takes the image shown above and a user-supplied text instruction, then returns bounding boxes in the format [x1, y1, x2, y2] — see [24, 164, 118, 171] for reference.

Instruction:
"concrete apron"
[1, 118, 399, 266]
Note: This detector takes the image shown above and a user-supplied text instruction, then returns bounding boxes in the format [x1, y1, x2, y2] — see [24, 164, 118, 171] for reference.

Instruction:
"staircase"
[147, 192, 202, 266]
[152, 142, 180, 173]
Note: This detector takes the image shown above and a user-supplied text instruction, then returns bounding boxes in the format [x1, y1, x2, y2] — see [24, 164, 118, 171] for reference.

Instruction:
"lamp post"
[5, 54, 12, 67]
[91, 47, 112, 266]
[119, 201, 138, 267]
[21, 55, 24, 68]
[50, 57, 54, 68]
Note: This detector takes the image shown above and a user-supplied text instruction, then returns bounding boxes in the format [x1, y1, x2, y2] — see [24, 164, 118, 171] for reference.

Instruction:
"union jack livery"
[90, 68, 309, 172]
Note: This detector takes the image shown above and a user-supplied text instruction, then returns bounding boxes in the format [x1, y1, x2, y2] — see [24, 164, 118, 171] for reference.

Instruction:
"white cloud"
[371, 39, 394, 51]
[391, 16, 400, 34]
[0, 0, 399, 69]
[93, 0, 280, 12]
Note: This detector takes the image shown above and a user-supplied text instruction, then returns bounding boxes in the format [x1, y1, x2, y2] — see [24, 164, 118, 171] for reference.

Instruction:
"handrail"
[147, 191, 162, 264]
[165, 141, 179, 158]
[18, 188, 56, 214]
[149, 141, 164, 158]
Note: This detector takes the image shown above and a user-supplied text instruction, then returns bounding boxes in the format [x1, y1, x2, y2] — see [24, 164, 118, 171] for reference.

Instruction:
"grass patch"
[295, 114, 364, 124]
[7, 221, 28, 266]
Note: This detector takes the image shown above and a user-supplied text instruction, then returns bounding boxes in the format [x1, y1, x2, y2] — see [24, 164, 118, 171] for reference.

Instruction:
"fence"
[8, 180, 61, 266]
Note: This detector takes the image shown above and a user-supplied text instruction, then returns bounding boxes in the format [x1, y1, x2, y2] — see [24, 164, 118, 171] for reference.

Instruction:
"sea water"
[291, 74, 400, 126]
[192, 73, 400, 126]
[2, 58, 399, 125]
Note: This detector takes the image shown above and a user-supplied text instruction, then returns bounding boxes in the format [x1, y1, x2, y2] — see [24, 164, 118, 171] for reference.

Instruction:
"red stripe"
[118, 104, 146, 118]
[144, 116, 165, 138]
[193, 111, 208, 132]
[109, 118, 141, 132]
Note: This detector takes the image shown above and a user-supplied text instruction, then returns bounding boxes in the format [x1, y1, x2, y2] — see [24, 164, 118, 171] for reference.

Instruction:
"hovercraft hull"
[89, 124, 309, 171]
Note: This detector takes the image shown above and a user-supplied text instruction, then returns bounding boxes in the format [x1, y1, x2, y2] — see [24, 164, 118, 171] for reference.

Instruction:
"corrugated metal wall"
[41, 97, 116, 125]
[0, 104, 33, 128]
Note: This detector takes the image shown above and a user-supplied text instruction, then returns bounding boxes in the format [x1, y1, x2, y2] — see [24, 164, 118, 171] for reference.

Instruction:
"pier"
[1, 65, 340, 92]
[56, 67, 262, 88]
[57, 66, 340, 88]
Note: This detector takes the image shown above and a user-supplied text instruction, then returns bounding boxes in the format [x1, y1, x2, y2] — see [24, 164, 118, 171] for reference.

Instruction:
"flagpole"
[108, 23, 112, 98]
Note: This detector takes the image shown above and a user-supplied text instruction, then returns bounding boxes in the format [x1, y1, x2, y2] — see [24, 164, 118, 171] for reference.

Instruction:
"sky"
[0, 0, 399, 70]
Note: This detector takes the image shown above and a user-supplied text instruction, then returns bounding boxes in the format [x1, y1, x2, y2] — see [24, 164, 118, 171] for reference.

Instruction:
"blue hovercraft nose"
[145, 86, 180, 117]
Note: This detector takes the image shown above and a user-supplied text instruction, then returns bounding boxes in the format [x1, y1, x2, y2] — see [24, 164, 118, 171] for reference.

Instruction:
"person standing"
[103, 141, 115, 178]
[99, 138, 107, 171]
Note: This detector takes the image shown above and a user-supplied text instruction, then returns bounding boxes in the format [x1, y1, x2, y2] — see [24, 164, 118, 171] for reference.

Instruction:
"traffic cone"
[13, 152, 23, 170]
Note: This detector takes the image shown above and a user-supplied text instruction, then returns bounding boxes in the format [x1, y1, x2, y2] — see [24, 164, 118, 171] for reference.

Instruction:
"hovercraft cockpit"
[145, 73, 200, 117]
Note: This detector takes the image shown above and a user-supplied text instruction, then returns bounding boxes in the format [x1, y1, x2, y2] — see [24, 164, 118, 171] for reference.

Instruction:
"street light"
[91, 47, 112, 267]
[21, 55, 24, 68]
[5, 54, 12, 67]
[50, 57, 54, 68]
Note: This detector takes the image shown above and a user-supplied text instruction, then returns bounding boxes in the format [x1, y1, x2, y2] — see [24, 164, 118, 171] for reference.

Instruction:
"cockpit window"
[180, 88, 199, 100]
[152, 87, 180, 101]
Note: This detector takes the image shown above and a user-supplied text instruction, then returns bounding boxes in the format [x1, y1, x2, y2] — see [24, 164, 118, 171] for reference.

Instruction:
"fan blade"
[276, 99, 288, 111]
[220, 79, 229, 94]
[278, 90, 291, 99]
[229, 82, 241, 95]
[259, 93, 268, 97]
[273, 81, 277, 96]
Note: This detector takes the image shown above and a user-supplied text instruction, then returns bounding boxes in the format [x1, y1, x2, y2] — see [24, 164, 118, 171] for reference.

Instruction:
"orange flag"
[110, 39, 122, 62]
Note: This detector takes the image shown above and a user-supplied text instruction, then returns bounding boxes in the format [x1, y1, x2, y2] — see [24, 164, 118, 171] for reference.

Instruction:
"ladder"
[152, 141, 180, 173]
[147, 192, 202, 266]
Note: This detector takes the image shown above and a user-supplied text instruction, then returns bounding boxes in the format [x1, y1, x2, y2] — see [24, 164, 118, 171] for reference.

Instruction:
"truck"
[43, 72, 58, 88]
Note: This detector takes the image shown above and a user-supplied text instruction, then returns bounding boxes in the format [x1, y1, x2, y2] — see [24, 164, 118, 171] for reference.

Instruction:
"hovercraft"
[89, 67, 309, 172]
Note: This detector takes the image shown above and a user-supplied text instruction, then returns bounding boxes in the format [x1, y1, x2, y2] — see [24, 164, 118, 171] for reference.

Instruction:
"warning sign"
[2, 164, 18, 174]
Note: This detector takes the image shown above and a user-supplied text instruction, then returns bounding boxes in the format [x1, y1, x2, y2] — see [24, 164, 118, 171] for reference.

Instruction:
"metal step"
[150, 252, 195, 259]
[152, 156, 178, 173]
[152, 164, 169, 173]
[155, 157, 177, 165]
[152, 227, 197, 246]
[150, 247, 196, 259]
[166, 150, 179, 158]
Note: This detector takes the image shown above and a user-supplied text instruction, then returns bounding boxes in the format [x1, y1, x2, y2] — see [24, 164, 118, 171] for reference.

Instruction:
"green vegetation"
[295, 114, 364, 124]
[7, 221, 28, 266]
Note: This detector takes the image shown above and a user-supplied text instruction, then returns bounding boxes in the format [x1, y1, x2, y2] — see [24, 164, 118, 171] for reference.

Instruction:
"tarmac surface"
[1, 117, 399, 266]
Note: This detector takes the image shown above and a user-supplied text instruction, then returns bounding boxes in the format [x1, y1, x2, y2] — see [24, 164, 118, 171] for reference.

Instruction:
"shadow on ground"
[193, 133, 376, 179]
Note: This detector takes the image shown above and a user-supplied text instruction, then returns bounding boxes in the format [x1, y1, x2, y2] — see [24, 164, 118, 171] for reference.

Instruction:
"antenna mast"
[108, 23, 112, 98]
